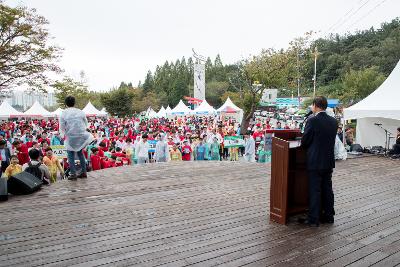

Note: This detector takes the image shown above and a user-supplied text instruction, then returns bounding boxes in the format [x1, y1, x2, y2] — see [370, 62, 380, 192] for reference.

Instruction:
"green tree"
[0, 2, 62, 90]
[53, 77, 88, 109]
[340, 67, 386, 105]
[100, 85, 134, 117]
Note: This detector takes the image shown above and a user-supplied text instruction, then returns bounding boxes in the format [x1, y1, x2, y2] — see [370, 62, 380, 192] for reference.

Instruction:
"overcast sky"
[6, 0, 400, 91]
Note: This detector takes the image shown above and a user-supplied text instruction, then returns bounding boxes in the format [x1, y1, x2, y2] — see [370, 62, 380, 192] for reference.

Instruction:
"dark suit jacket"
[301, 112, 338, 171]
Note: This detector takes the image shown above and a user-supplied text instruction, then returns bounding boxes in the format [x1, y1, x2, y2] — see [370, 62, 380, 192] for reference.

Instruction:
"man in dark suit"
[301, 96, 338, 227]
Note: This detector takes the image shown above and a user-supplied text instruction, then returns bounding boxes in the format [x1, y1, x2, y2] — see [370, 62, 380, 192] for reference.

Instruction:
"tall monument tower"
[192, 49, 206, 102]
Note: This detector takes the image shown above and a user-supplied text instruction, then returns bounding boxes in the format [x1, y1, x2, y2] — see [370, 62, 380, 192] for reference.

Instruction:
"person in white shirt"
[136, 134, 150, 164]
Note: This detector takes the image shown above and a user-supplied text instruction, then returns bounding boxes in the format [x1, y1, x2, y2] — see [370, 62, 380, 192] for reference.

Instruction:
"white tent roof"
[171, 100, 191, 114]
[344, 60, 400, 120]
[193, 100, 216, 114]
[165, 105, 172, 113]
[217, 97, 243, 112]
[51, 107, 64, 117]
[99, 107, 108, 116]
[82, 101, 102, 116]
[0, 101, 23, 118]
[157, 106, 167, 118]
[24, 101, 52, 117]
[148, 108, 157, 118]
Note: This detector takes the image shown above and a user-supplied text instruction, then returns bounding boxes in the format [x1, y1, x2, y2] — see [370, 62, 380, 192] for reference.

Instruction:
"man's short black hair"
[0, 140, 6, 146]
[28, 148, 40, 161]
[312, 96, 328, 110]
[12, 140, 20, 146]
[65, 96, 76, 107]
[142, 134, 148, 139]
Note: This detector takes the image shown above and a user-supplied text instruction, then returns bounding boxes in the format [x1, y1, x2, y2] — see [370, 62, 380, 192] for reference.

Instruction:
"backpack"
[25, 162, 43, 180]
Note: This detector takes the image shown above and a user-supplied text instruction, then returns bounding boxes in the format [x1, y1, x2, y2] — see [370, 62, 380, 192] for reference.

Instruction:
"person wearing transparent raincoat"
[154, 133, 169, 163]
[59, 96, 93, 180]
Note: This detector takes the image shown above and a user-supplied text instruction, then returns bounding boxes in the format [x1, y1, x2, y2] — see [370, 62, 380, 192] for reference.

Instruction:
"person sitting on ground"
[22, 148, 51, 184]
[3, 155, 22, 179]
[90, 147, 102, 171]
[43, 147, 65, 183]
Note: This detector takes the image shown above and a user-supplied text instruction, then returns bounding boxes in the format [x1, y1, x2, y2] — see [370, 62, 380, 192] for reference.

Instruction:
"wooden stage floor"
[1, 156, 400, 267]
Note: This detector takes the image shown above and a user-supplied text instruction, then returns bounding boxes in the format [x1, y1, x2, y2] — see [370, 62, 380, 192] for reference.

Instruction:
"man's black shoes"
[297, 217, 319, 227]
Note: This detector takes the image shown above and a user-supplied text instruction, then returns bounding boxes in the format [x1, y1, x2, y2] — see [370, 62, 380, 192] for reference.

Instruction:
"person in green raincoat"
[209, 137, 220, 161]
[257, 140, 267, 163]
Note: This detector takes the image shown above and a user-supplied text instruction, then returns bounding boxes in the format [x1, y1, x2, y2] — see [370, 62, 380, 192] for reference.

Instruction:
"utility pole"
[313, 46, 320, 98]
[297, 49, 301, 108]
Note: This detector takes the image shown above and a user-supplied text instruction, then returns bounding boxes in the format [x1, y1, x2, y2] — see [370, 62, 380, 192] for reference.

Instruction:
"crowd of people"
[0, 103, 305, 183]
[2, 95, 369, 185]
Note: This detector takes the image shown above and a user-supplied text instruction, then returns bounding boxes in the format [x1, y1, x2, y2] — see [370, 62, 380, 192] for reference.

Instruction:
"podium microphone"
[374, 123, 382, 126]
[304, 111, 313, 119]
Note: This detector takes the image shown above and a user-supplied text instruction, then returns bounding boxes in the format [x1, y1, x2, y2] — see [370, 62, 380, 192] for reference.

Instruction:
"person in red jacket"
[12, 140, 30, 165]
[181, 140, 192, 161]
[90, 148, 102, 171]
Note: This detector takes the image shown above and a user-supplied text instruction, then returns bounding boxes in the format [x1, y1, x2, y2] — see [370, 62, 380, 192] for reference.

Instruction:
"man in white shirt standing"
[59, 96, 93, 180]
[136, 133, 150, 164]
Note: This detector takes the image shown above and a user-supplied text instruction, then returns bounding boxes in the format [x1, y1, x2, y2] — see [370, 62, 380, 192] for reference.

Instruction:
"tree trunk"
[240, 96, 256, 135]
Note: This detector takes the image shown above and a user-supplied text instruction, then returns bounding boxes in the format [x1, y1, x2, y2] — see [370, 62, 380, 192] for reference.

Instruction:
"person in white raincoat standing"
[244, 133, 256, 162]
[59, 96, 93, 180]
[154, 133, 169, 162]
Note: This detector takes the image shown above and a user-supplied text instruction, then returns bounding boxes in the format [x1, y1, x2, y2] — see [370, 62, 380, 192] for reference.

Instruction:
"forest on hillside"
[55, 18, 400, 118]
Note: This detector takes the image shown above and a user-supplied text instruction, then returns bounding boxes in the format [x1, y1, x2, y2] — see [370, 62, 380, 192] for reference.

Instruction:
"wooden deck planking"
[0, 157, 399, 266]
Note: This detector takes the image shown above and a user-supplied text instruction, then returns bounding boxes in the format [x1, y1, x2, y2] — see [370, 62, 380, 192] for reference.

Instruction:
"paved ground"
[0, 156, 400, 266]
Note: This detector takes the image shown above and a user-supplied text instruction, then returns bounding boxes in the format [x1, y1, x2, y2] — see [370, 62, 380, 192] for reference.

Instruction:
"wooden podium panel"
[270, 137, 308, 224]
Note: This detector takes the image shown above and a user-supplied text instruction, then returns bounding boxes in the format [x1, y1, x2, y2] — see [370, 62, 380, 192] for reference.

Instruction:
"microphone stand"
[375, 124, 393, 156]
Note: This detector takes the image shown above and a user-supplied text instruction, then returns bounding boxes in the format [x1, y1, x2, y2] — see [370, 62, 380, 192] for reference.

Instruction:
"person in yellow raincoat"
[43, 147, 65, 183]
[3, 155, 22, 179]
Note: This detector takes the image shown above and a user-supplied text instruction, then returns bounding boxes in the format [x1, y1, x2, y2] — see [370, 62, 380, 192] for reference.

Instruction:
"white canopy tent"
[193, 99, 216, 115]
[344, 60, 400, 147]
[170, 100, 191, 116]
[82, 101, 103, 117]
[217, 97, 244, 123]
[165, 105, 172, 115]
[148, 108, 158, 118]
[51, 107, 64, 117]
[0, 100, 23, 118]
[99, 107, 108, 116]
[24, 101, 52, 117]
[157, 106, 167, 118]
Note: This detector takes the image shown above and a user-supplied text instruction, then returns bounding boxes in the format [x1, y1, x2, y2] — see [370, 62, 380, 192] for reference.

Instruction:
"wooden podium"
[270, 133, 308, 225]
